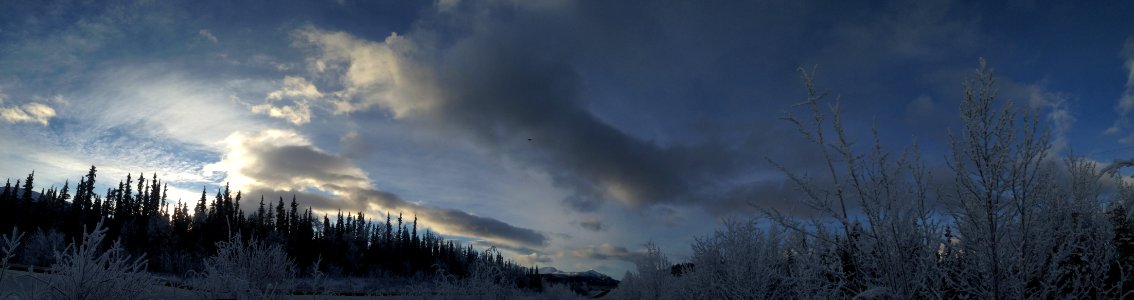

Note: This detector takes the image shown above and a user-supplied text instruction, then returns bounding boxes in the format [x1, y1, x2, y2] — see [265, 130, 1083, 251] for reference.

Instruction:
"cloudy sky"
[2, 0, 1133, 276]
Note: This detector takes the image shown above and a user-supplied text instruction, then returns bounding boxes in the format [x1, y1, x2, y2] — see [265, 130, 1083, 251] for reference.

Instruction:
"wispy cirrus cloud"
[199, 29, 219, 44]
[1109, 38, 1134, 142]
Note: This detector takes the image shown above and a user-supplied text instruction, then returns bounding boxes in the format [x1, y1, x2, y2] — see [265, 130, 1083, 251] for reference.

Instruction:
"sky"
[1, 0, 1133, 277]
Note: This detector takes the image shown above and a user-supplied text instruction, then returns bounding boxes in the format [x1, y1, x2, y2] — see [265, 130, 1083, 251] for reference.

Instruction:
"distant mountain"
[538, 267, 619, 297]
[538, 267, 608, 278]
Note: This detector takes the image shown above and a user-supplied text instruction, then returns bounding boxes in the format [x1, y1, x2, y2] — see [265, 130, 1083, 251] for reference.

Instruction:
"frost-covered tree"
[944, 59, 1051, 298]
[761, 66, 945, 298]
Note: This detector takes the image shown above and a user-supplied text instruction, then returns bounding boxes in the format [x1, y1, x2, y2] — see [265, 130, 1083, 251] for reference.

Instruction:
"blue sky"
[1, 0, 1132, 276]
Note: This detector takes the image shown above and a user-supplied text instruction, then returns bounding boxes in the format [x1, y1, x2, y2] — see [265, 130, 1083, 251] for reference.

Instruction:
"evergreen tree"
[385, 212, 393, 248]
[397, 213, 405, 246]
[276, 197, 287, 234]
[256, 195, 267, 235]
[194, 186, 207, 223]
[1, 179, 10, 202]
[135, 173, 146, 217]
[123, 174, 133, 216]
[322, 214, 331, 239]
[233, 190, 243, 228]
[59, 180, 71, 207]
[289, 196, 298, 236]
[411, 215, 419, 250]
[21, 171, 35, 204]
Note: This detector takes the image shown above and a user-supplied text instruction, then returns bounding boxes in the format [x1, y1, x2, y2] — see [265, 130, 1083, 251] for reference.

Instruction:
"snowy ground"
[0, 269, 196, 299]
[0, 270, 565, 299]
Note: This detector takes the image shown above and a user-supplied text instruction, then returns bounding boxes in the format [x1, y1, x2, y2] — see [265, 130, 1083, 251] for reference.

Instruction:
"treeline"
[0, 168, 543, 289]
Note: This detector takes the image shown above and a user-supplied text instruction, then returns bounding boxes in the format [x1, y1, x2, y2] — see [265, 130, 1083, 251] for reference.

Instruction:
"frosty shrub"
[682, 219, 794, 299]
[49, 220, 154, 300]
[433, 248, 516, 299]
[541, 283, 584, 300]
[609, 242, 679, 300]
[18, 228, 64, 267]
[293, 255, 329, 295]
[192, 235, 296, 299]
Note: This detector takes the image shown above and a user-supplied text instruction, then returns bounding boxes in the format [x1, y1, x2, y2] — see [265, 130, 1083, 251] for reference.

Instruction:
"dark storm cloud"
[569, 243, 648, 263]
[293, 0, 995, 217]
[421, 1, 986, 213]
[577, 219, 606, 232]
[351, 188, 550, 247]
[429, 35, 743, 210]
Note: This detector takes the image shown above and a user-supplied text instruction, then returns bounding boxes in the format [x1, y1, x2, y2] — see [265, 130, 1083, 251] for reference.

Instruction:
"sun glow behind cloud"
[202, 128, 550, 248]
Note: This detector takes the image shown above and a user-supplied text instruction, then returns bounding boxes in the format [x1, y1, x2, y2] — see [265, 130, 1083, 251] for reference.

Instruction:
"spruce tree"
[195, 186, 207, 222]
[1, 179, 10, 202]
[276, 197, 286, 234]
[289, 196, 298, 236]
[21, 171, 35, 204]
[256, 196, 266, 233]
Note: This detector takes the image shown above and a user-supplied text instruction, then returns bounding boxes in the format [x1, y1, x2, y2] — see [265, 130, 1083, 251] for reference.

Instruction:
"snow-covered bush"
[540, 283, 584, 300]
[681, 220, 793, 299]
[18, 228, 64, 267]
[293, 255, 330, 295]
[191, 235, 296, 299]
[433, 248, 517, 299]
[48, 220, 155, 300]
[608, 242, 681, 300]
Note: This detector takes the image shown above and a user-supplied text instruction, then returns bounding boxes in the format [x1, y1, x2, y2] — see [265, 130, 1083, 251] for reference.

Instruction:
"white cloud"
[1109, 38, 1134, 141]
[1118, 57, 1134, 115]
[516, 251, 553, 265]
[50, 94, 68, 106]
[251, 102, 312, 125]
[267, 76, 324, 100]
[251, 76, 323, 125]
[0, 102, 56, 126]
[292, 27, 439, 118]
[1022, 84, 1074, 154]
[199, 29, 218, 44]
